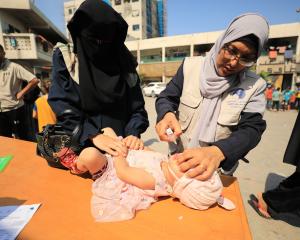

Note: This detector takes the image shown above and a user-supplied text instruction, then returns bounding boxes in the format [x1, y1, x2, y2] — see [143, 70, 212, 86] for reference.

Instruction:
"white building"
[0, 0, 68, 80]
[64, 0, 167, 40]
[126, 22, 300, 90]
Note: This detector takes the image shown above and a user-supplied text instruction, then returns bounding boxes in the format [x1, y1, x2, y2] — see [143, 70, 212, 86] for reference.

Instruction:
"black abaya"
[262, 111, 300, 217]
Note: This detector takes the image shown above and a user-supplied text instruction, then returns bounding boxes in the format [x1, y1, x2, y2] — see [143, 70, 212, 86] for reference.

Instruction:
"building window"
[132, 24, 140, 31]
[132, 10, 139, 17]
[115, 0, 121, 5]
[132, 0, 139, 2]
[124, 0, 130, 3]
[68, 8, 73, 15]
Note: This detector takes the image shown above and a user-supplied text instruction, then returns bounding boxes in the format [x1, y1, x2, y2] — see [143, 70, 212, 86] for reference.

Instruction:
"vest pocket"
[215, 124, 233, 141]
[177, 100, 200, 131]
[217, 112, 241, 126]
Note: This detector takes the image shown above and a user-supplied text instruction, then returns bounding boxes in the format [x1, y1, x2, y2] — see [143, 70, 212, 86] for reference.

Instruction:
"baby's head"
[167, 155, 223, 210]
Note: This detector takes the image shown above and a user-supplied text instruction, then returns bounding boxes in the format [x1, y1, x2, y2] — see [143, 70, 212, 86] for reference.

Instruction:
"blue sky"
[35, 0, 300, 36]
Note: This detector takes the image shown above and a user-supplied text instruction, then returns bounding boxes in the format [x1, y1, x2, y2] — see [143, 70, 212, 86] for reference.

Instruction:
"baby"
[55, 127, 136, 179]
[91, 130, 235, 222]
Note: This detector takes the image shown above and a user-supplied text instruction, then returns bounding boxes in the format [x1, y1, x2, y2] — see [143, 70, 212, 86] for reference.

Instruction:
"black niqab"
[67, 0, 138, 114]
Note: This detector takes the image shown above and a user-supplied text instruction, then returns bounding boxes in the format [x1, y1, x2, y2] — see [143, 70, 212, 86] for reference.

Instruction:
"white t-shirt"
[0, 59, 36, 112]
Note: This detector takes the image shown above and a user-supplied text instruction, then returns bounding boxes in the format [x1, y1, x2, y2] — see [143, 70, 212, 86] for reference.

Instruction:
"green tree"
[259, 70, 271, 82]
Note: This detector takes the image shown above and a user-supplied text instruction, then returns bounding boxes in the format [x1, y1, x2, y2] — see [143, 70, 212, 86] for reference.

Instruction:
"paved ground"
[141, 96, 300, 240]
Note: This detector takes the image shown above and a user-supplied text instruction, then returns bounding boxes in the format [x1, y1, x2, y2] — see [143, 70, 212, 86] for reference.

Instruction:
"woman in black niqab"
[67, 0, 138, 114]
[48, 0, 148, 162]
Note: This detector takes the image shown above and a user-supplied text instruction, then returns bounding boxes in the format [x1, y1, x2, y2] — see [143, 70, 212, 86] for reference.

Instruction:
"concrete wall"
[139, 61, 181, 79]
[127, 23, 300, 52]
[0, 0, 31, 9]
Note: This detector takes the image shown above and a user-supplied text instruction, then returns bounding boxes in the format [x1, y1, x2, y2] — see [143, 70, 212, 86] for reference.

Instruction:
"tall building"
[156, 0, 166, 37]
[63, 0, 167, 40]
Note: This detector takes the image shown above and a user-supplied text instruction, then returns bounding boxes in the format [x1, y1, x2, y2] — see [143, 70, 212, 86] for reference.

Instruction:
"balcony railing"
[1, 33, 53, 62]
[140, 56, 162, 64]
[165, 56, 186, 62]
[256, 54, 300, 74]
[258, 55, 300, 65]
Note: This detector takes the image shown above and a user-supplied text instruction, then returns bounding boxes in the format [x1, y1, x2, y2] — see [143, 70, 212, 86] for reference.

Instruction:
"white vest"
[176, 56, 265, 150]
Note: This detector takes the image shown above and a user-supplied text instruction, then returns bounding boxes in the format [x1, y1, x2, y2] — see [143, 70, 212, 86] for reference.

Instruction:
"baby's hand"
[122, 135, 144, 150]
[167, 154, 184, 178]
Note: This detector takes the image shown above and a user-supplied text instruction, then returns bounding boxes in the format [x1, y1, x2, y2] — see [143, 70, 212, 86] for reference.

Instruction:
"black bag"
[36, 124, 82, 169]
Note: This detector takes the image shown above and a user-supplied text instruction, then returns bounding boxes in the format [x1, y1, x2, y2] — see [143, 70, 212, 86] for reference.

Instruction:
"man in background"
[0, 44, 39, 140]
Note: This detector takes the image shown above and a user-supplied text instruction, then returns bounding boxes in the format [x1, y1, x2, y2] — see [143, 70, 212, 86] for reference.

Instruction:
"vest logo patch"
[230, 88, 245, 99]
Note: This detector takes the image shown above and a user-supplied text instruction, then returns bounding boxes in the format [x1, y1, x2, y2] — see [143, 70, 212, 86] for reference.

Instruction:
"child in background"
[33, 80, 56, 132]
[91, 128, 235, 222]
[289, 90, 296, 110]
[265, 84, 273, 110]
[282, 87, 292, 111]
[272, 87, 281, 112]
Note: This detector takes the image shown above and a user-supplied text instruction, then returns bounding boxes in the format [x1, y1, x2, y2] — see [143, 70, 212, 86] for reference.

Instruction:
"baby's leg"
[77, 147, 107, 176]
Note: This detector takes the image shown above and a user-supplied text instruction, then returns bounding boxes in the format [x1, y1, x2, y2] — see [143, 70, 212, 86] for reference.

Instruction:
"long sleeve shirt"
[156, 62, 266, 171]
[48, 49, 149, 145]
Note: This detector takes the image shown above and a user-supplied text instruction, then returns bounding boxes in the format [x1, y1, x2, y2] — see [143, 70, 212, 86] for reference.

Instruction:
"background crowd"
[265, 83, 300, 111]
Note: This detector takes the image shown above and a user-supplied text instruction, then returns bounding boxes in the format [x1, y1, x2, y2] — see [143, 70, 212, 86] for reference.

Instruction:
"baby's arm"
[114, 155, 155, 190]
[77, 147, 108, 175]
